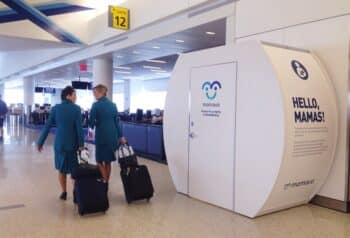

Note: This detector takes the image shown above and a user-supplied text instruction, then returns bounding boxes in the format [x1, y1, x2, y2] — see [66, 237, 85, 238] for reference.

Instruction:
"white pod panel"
[164, 41, 338, 218]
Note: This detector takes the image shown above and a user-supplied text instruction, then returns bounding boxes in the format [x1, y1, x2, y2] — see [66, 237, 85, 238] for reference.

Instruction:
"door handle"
[189, 132, 196, 138]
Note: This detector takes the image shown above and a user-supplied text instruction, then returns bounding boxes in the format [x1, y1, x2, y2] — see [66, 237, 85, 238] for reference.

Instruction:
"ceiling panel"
[113, 18, 226, 66]
[0, 34, 78, 51]
[114, 54, 179, 81]
[33, 18, 226, 87]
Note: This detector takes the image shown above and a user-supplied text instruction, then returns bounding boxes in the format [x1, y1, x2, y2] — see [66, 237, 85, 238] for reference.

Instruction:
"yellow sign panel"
[109, 6, 130, 30]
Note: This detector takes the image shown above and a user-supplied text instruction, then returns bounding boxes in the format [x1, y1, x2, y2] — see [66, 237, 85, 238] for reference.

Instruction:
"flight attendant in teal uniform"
[89, 84, 127, 188]
[37, 86, 84, 201]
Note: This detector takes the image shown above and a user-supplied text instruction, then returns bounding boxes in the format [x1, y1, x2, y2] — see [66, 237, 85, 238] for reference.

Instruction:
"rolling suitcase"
[74, 178, 109, 216]
[73, 149, 109, 216]
[120, 165, 154, 204]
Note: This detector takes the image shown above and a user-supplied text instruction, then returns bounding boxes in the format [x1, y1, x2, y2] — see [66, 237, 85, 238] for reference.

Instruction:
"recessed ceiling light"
[115, 66, 131, 70]
[152, 46, 161, 49]
[176, 39, 185, 43]
[143, 65, 161, 70]
[115, 70, 131, 74]
[206, 31, 216, 35]
[146, 59, 167, 64]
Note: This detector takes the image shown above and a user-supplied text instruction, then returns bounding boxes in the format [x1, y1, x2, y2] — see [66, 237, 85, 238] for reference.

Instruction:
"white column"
[93, 55, 113, 100]
[23, 77, 35, 124]
[23, 77, 34, 107]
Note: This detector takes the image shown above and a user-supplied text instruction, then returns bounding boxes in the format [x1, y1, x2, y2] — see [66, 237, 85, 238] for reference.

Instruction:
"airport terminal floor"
[0, 125, 349, 238]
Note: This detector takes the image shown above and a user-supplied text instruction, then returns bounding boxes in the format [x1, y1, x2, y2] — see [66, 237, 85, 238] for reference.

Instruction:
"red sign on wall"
[80, 63, 87, 72]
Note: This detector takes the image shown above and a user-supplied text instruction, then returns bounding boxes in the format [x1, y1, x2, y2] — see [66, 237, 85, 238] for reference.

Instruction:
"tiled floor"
[1, 123, 350, 238]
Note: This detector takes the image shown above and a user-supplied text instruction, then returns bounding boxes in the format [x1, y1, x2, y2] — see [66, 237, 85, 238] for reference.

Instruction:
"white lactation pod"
[164, 41, 338, 218]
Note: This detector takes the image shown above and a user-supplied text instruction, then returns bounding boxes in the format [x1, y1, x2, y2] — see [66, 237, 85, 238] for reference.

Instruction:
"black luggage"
[71, 162, 101, 180]
[72, 149, 101, 180]
[74, 178, 109, 216]
[120, 165, 154, 203]
[73, 149, 109, 216]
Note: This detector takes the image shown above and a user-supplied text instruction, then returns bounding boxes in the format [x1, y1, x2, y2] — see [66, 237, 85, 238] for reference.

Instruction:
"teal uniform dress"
[89, 97, 123, 163]
[37, 100, 84, 174]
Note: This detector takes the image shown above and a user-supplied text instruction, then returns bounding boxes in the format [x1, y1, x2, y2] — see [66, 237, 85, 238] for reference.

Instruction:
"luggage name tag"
[78, 148, 90, 164]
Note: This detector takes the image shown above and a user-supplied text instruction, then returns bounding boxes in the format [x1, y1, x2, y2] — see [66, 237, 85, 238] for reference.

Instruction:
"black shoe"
[59, 192, 67, 201]
[73, 190, 77, 204]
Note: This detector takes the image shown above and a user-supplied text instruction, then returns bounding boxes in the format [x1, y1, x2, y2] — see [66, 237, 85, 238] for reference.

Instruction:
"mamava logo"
[202, 81, 222, 100]
[291, 60, 309, 80]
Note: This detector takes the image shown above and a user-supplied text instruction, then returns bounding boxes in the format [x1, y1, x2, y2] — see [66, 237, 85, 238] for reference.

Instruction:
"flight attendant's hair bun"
[61, 86, 75, 100]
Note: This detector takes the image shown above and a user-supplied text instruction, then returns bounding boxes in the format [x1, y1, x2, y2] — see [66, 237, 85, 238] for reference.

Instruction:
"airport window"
[113, 93, 124, 111]
[34, 93, 51, 105]
[76, 89, 94, 110]
[3, 88, 23, 104]
[130, 90, 167, 112]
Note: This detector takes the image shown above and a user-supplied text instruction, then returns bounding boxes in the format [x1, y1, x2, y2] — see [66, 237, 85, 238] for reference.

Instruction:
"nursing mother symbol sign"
[201, 81, 222, 118]
[291, 60, 309, 80]
[290, 60, 325, 123]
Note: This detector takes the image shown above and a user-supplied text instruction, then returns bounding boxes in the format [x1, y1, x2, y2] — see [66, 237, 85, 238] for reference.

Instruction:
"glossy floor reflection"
[1, 124, 350, 238]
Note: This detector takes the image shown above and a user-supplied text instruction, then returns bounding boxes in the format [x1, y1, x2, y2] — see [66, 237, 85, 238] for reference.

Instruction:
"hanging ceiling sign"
[108, 6, 130, 30]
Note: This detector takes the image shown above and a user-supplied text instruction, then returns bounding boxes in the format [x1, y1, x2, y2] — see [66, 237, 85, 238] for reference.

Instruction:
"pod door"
[188, 62, 237, 210]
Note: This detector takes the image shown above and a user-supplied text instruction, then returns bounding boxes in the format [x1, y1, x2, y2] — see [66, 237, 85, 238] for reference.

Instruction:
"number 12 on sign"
[109, 6, 130, 30]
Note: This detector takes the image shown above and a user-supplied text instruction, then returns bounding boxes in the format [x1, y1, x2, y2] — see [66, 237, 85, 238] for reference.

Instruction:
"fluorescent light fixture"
[129, 76, 144, 80]
[151, 69, 167, 73]
[116, 55, 124, 58]
[143, 65, 161, 70]
[152, 46, 161, 49]
[156, 72, 170, 76]
[206, 31, 216, 35]
[115, 70, 131, 74]
[115, 66, 131, 70]
[133, 51, 140, 54]
[146, 59, 167, 64]
[176, 39, 185, 43]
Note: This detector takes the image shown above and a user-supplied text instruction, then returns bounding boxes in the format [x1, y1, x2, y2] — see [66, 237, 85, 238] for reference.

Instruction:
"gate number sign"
[109, 6, 130, 30]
